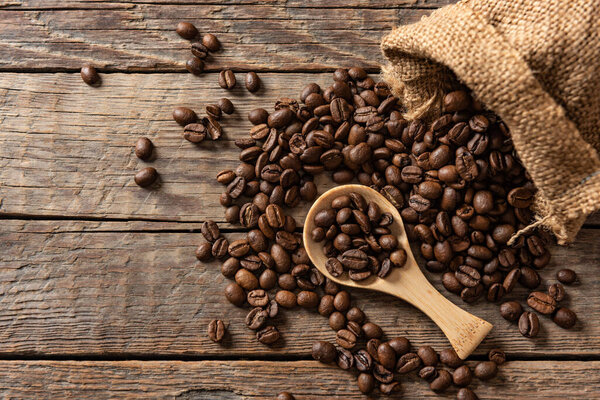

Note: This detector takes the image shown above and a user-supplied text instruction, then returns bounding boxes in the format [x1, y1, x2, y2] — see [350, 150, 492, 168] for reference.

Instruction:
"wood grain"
[1, 219, 597, 357]
[1, 73, 598, 226]
[0, 3, 437, 71]
[0, 360, 597, 399]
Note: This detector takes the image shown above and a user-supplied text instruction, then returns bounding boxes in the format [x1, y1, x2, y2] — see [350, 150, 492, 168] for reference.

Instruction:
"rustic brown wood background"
[0, 0, 599, 398]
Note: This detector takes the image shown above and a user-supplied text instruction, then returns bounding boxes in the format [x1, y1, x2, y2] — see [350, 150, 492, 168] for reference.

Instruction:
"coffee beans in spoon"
[311, 191, 407, 281]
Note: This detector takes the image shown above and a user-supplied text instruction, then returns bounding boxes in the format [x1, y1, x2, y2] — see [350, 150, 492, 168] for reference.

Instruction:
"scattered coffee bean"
[518, 311, 540, 338]
[488, 348, 506, 365]
[430, 369, 452, 392]
[173, 106, 198, 126]
[134, 137, 153, 160]
[219, 70, 236, 89]
[553, 307, 577, 329]
[184, 123, 207, 143]
[276, 392, 295, 400]
[257, 325, 280, 345]
[207, 319, 226, 342]
[474, 361, 497, 380]
[80, 64, 100, 86]
[195, 242, 212, 261]
[176, 22, 198, 40]
[134, 167, 158, 187]
[202, 33, 221, 52]
[186, 56, 204, 75]
[457, 388, 479, 400]
[527, 291, 557, 314]
[246, 72, 261, 92]
[499, 301, 523, 321]
[452, 365, 472, 387]
[218, 98, 235, 114]
[357, 373, 375, 394]
[557, 268, 577, 284]
[312, 341, 337, 363]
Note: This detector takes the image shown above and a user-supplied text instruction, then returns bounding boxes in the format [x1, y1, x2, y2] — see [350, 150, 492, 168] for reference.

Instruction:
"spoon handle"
[380, 259, 493, 359]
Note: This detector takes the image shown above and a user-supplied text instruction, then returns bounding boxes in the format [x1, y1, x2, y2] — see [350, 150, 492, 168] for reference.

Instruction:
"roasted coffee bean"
[201, 220, 220, 242]
[361, 322, 382, 340]
[346, 307, 366, 324]
[134, 167, 158, 187]
[228, 239, 250, 258]
[276, 393, 295, 400]
[527, 291, 557, 314]
[224, 205, 240, 224]
[373, 363, 394, 384]
[275, 290, 297, 309]
[224, 282, 246, 306]
[245, 71, 261, 92]
[455, 265, 481, 287]
[519, 311, 540, 338]
[247, 289, 269, 307]
[417, 346, 439, 366]
[318, 295, 335, 317]
[439, 348, 463, 368]
[332, 291, 351, 312]
[553, 307, 577, 329]
[134, 137, 153, 160]
[357, 373, 375, 394]
[503, 267, 521, 293]
[329, 311, 346, 331]
[396, 352, 421, 374]
[486, 283, 505, 302]
[335, 348, 354, 370]
[173, 106, 197, 126]
[195, 242, 212, 261]
[548, 283, 566, 302]
[207, 319, 226, 342]
[453, 365, 472, 387]
[297, 290, 319, 308]
[474, 361, 497, 380]
[81, 64, 100, 85]
[507, 187, 533, 208]
[499, 301, 523, 321]
[176, 22, 198, 39]
[257, 325, 279, 345]
[218, 70, 236, 89]
[377, 342, 396, 370]
[457, 388, 479, 400]
[444, 90, 471, 112]
[340, 249, 369, 270]
[336, 329, 357, 349]
[186, 56, 204, 75]
[206, 104, 222, 120]
[430, 369, 452, 393]
[312, 341, 337, 363]
[419, 366, 438, 381]
[387, 337, 410, 357]
[488, 349, 506, 365]
[202, 33, 220, 51]
[246, 307, 268, 330]
[191, 42, 208, 59]
[183, 123, 207, 143]
[354, 349, 373, 372]
[460, 283, 483, 303]
[557, 268, 577, 284]
[217, 98, 234, 115]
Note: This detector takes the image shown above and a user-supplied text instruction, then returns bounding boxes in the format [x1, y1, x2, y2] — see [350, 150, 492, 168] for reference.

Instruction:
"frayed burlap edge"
[381, 3, 600, 244]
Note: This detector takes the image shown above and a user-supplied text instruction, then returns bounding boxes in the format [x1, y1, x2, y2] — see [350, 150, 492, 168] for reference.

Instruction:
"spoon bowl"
[303, 184, 492, 359]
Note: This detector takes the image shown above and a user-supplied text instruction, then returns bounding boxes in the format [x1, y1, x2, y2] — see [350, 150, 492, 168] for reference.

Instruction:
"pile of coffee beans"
[313, 339, 504, 396]
[311, 191, 407, 280]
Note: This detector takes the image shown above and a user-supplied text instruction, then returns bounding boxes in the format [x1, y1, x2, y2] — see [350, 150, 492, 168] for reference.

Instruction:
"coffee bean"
[455, 265, 481, 287]
[499, 301, 523, 321]
[488, 349, 506, 365]
[557, 268, 577, 284]
[186, 56, 204, 75]
[439, 348, 463, 368]
[135, 137, 153, 160]
[336, 329, 357, 349]
[245, 307, 268, 330]
[548, 283, 566, 301]
[297, 290, 319, 308]
[457, 388, 479, 400]
[247, 289, 269, 307]
[519, 266, 541, 289]
[183, 123, 207, 143]
[220, 257, 239, 279]
[373, 363, 394, 384]
[256, 325, 279, 345]
[207, 319, 226, 342]
[527, 291, 557, 314]
[203, 116, 222, 140]
[245, 72, 261, 92]
[329, 311, 346, 331]
[276, 392, 295, 400]
[354, 349, 373, 372]
[235, 268, 258, 291]
[275, 290, 297, 309]
[312, 341, 337, 363]
[430, 369, 452, 392]
[202, 33, 220, 52]
[518, 311, 540, 338]
[419, 366, 438, 381]
[201, 221, 220, 242]
[195, 242, 212, 261]
[218, 70, 236, 89]
[553, 307, 577, 329]
[340, 249, 369, 270]
[80, 64, 100, 86]
[134, 167, 158, 187]
[444, 90, 471, 112]
[190, 42, 208, 59]
[357, 373, 375, 394]
[474, 361, 497, 380]
[333, 291, 351, 312]
[417, 346, 439, 366]
[453, 365, 472, 387]
[205, 104, 222, 121]
[396, 352, 421, 374]
[268, 108, 294, 129]
[224, 282, 245, 306]
[176, 22, 198, 39]
[507, 187, 533, 208]
[218, 98, 234, 114]
[173, 107, 197, 126]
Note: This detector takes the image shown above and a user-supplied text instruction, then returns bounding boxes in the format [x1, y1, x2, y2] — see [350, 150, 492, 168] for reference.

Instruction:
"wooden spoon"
[303, 184, 492, 359]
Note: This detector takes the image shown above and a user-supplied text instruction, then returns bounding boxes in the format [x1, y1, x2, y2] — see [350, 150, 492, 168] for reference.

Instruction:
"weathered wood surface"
[1, 219, 597, 357]
[0, 3, 442, 71]
[0, 360, 597, 399]
[1, 73, 598, 226]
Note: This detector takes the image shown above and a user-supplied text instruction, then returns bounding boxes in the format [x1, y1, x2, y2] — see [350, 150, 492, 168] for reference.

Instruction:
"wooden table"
[0, 1, 598, 398]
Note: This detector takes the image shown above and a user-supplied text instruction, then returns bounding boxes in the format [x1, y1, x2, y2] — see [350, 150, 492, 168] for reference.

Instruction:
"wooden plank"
[0, 360, 597, 399]
[1, 219, 598, 357]
[2, 73, 598, 226]
[0, 4, 434, 71]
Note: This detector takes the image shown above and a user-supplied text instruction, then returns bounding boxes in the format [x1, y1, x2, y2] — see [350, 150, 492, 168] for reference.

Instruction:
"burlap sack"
[381, 0, 600, 245]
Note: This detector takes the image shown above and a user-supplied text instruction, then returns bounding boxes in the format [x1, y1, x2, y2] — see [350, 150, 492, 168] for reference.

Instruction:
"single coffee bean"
[417, 346, 439, 366]
[219, 70, 236, 89]
[553, 307, 577, 329]
[218, 98, 234, 115]
[507, 187, 533, 208]
[333, 291, 351, 312]
[548, 283, 566, 301]
[134, 137, 153, 160]
[527, 291, 557, 314]
[419, 366, 438, 381]
[519, 266, 541, 289]
[474, 361, 497, 380]
[276, 392, 295, 400]
[518, 311, 540, 338]
[439, 348, 463, 368]
[377, 343, 397, 370]
[396, 352, 421, 374]
[329, 311, 346, 331]
[183, 123, 207, 143]
[312, 341, 337, 363]
[336, 329, 357, 349]
[256, 325, 280, 345]
[207, 319, 226, 343]
[202, 33, 220, 52]
[357, 373, 375, 394]
[228, 239, 250, 258]
[224, 282, 245, 306]
[457, 388, 480, 400]
[185, 56, 204, 75]
[443, 90, 470, 112]
[247, 289, 269, 307]
[80, 64, 100, 85]
[430, 369, 452, 393]
[176, 22, 198, 39]
[373, 363, 394, 384]
[388, 337, 411, 356]
[220, 257, 239, 279]
[245, 72, 261, 92]
[452, 365, 472, 387]
[318, 295, 335, 317]
[245, 307, 268, 330]
[134, 167, 158, 187]
[275, 290, 297, 309]
[488, 349, 506, 365]
[499, 301, 523, 321]
[201, 220, 220, 242]
[337, 348, 355, 370]
[297, 290, 319, 308]
[195, 242, 212, 261]
[354, 349, 373, 372]
[235, 268, 258, 291]
[190, 42, 208, 59]
[455, 265, 481, 287]
[173, 107, 197, 126]
[557, 268, 577, 284]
